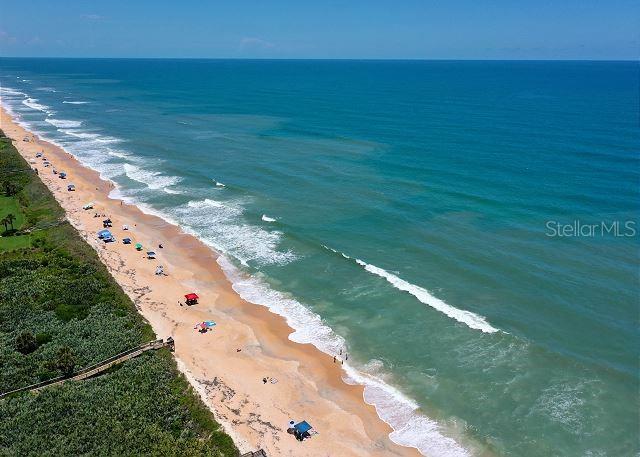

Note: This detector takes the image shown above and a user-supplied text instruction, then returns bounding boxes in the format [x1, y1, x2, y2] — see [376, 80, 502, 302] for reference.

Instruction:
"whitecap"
[174, 198, 295, 266]
[62, 100, 89, 105]
[123, 163, 182, 190]
[261, 214, 276, 222]
[22, 97, 52, 113]
[0, 87, 25, 97]
[58, 129, 121, 144]
[322, 245, 499, 334]
[45, 118, 82, 128]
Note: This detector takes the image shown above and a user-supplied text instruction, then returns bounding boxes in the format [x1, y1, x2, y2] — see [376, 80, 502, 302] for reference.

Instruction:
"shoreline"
[0, 106, 422, 456]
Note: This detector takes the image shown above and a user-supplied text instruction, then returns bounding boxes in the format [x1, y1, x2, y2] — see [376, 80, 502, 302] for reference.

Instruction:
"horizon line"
[0, 56, 637, 62]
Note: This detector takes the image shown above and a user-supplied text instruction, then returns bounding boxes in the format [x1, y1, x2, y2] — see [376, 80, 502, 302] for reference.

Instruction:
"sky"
[0, 1, 638, 60]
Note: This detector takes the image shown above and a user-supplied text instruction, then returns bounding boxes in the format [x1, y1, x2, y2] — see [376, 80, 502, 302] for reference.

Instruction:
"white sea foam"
[22, 97, 53, 114]
[188, 198, 225, 208]
[322, 245, 499, 334]
[58, 129, 120, 143]
[218, 256, 471, 457]
[45, 118, 83, 128]
[174, 198, 296, 266]
[261, 214, 276, 222]
[36, 87, 56, 92]
[63, 100, 89, 105]
[214, 180, 226, 187]
[123, 163, 182, 190]
[107, 149, 130, 159]
[0, 87, 25, 97]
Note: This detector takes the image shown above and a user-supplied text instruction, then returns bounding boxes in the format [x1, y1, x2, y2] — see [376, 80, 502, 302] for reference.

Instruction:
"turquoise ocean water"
[1, 59, 638, 456]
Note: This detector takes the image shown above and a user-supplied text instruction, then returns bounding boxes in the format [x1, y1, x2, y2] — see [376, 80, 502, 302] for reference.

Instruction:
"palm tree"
[5, 213, 16, 231]
[1, 217, 8, 233]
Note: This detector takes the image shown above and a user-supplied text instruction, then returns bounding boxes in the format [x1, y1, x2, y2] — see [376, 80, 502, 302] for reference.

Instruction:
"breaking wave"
[322, 245, 499, 334]
[45, 118, 83, 128]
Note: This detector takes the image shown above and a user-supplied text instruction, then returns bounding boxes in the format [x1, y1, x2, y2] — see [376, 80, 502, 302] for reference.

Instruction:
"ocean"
[1, 58, 638, 456]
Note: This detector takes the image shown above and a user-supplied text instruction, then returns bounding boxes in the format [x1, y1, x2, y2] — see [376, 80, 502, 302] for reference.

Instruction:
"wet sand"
[1, 107, 420, 457]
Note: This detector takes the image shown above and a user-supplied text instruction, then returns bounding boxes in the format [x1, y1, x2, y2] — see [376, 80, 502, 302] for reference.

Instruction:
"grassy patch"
[0, 195, 25, 231]
[0, 234, 30, 251]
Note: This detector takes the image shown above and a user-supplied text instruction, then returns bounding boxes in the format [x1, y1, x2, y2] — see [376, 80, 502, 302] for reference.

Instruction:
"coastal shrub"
[14, 331, 38, 355]
[55, 346, 76, 376]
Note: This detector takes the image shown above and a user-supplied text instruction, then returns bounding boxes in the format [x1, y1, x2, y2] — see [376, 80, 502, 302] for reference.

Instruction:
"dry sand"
[1, 107, 420, 457]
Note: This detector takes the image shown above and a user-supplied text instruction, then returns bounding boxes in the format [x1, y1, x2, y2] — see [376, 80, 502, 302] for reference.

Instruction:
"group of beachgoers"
[333, 348, 348, 365]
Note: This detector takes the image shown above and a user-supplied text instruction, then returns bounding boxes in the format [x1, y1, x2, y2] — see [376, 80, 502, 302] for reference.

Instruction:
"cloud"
[239, 37, 275, 51]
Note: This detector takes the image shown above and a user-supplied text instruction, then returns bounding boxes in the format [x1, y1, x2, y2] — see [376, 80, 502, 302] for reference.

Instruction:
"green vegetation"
[0, 135, 237, 456]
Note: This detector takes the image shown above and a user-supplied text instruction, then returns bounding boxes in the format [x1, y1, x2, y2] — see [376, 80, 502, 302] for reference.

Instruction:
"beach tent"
[294, 421, 313, 434]
[83, 203, 94, 210]
[103, 219, 112, 228]
[185, 293, 199, 305]
[293, 420, 314, 441]
[97, 229, 112, 239]
[135, 243, 143, 251]
[122, 237, 132, 244]
[146, 251, 156, 259]
[155, 265, 164, 275]
[59, 172, 67, 179]
[67, 184, 75, 191]
[203, 320, 216, 328]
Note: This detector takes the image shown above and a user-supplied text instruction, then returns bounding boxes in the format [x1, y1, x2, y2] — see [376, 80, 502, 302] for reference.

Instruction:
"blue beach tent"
[122, 237, 132, 244]
[97, 229, 112, 239]
[294, 421, 313, 434]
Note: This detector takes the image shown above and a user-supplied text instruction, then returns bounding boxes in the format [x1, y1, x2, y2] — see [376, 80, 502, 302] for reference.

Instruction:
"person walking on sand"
[333, 356, 336, 363]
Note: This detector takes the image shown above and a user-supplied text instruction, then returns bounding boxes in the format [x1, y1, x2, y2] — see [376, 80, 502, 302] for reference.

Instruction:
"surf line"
[321, 245, 500, 334]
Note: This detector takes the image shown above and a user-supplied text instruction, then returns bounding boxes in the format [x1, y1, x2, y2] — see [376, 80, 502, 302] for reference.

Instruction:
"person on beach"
[263, 377, 267, 384]
[333, 356, 336, 363]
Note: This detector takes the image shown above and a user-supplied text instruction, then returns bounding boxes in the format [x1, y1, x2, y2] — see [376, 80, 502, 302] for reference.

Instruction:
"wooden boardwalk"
[0, 338, 174, 399]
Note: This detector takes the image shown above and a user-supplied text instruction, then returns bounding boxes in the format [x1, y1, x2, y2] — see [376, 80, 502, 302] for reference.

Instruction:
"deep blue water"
[1, 58, 638, 456]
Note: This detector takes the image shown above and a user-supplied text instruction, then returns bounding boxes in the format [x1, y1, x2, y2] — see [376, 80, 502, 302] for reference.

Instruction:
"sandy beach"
[1, 106, 419, 457]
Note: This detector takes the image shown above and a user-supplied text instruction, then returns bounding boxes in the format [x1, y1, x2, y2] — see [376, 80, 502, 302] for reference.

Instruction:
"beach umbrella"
[135, 243, 143, 250]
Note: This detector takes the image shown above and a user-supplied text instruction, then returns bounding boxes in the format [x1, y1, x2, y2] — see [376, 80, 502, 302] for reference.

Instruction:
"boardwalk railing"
[241, 450, 267, 457]
[0, 338, 174, 399]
